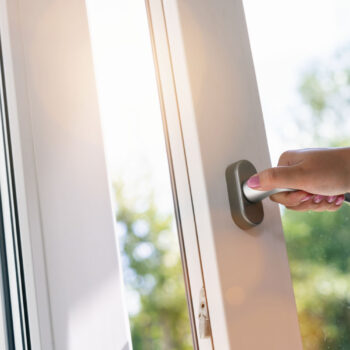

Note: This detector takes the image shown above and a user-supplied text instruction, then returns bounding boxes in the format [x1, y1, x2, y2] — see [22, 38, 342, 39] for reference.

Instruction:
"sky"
[85, 0, 350, 212]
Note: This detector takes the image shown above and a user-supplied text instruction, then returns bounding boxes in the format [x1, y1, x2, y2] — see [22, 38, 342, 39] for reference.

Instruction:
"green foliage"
[114, 184, 193, 350]
[285, 207, 350, 272]
[285, 45, 350, 349]
[284, 207, 350, 349]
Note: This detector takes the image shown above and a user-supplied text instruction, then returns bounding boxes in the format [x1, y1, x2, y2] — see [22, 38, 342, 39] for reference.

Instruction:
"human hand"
[246, 148, 350, 211]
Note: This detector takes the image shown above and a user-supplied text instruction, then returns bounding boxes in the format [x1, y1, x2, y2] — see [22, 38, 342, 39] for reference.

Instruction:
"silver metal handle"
[242, 183, 296, 203]
[242, 181, 350, 204]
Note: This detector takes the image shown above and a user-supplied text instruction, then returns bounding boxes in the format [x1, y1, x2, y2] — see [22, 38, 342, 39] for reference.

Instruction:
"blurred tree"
[114, 183, 193, 350]
[283, 45, 350, 349]
[284, 207, 350, 349]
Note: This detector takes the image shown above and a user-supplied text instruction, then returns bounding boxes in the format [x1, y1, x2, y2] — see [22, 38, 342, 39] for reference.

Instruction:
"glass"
[85, 1, 193, 349]
[244, 0, 350, 348]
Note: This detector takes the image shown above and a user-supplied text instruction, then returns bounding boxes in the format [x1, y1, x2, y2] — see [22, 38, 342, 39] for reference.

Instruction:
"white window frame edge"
[146, 1, 219, 349]
[147, 0, 302, 349]
[0, 34, 32, 349]
[0, 0, 53, 349]
[0, 1, 133, 349]
[0, 56, 18, 349]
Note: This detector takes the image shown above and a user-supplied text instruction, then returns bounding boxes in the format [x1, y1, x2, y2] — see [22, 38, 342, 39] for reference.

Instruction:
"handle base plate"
[226, 160, 264, 229]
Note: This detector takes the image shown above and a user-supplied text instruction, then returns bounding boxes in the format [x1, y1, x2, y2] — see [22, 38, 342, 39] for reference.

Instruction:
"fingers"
[282, 194, 345, 212]
[270, 191, 311, 207]
[247, 165, 303, 191]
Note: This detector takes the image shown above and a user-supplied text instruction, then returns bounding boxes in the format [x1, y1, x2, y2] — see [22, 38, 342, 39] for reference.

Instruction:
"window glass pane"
[85, 1, 193, 349]
[244, 1, 350, 348]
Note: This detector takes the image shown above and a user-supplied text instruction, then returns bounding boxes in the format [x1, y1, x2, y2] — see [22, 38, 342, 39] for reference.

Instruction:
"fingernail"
[300, 194, 312, 203]
[247, 175, 260, 188]
[336, 195, 345, 206]
[313, 195, 325, 204]
[326, 195, 337, 204]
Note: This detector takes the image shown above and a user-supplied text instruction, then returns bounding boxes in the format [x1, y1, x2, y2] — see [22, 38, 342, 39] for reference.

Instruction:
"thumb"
[247, 165, 302, 191]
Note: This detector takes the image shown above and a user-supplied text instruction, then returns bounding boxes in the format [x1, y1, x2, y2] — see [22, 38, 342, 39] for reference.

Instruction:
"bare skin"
[246, 147, 350, 212]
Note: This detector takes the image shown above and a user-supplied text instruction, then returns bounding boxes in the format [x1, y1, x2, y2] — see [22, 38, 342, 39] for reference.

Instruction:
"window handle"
[242, 181, 350, 204]
[226, 160, 350, 230]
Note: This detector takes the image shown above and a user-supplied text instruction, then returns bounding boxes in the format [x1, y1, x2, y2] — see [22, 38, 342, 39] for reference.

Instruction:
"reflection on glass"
[244, 0, 350, 348]
[85, 1, 193, 349]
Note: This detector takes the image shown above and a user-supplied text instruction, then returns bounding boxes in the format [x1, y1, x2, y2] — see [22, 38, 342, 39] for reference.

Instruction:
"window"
[3, 0, 337, 348]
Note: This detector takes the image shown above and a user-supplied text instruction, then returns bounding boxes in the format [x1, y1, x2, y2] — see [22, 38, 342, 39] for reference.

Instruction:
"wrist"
[338, 147, 350, 192]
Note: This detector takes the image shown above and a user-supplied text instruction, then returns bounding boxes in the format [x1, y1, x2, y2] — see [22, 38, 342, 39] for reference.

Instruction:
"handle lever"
[242, 182, 350, 204]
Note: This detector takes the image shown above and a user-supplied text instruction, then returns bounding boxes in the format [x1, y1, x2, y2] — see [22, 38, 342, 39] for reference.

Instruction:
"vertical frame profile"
[0, 36, 31, 349]
[146, 0, 302, 348]
[0, 0, 133, 349]
[146, 1, 215, 349]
